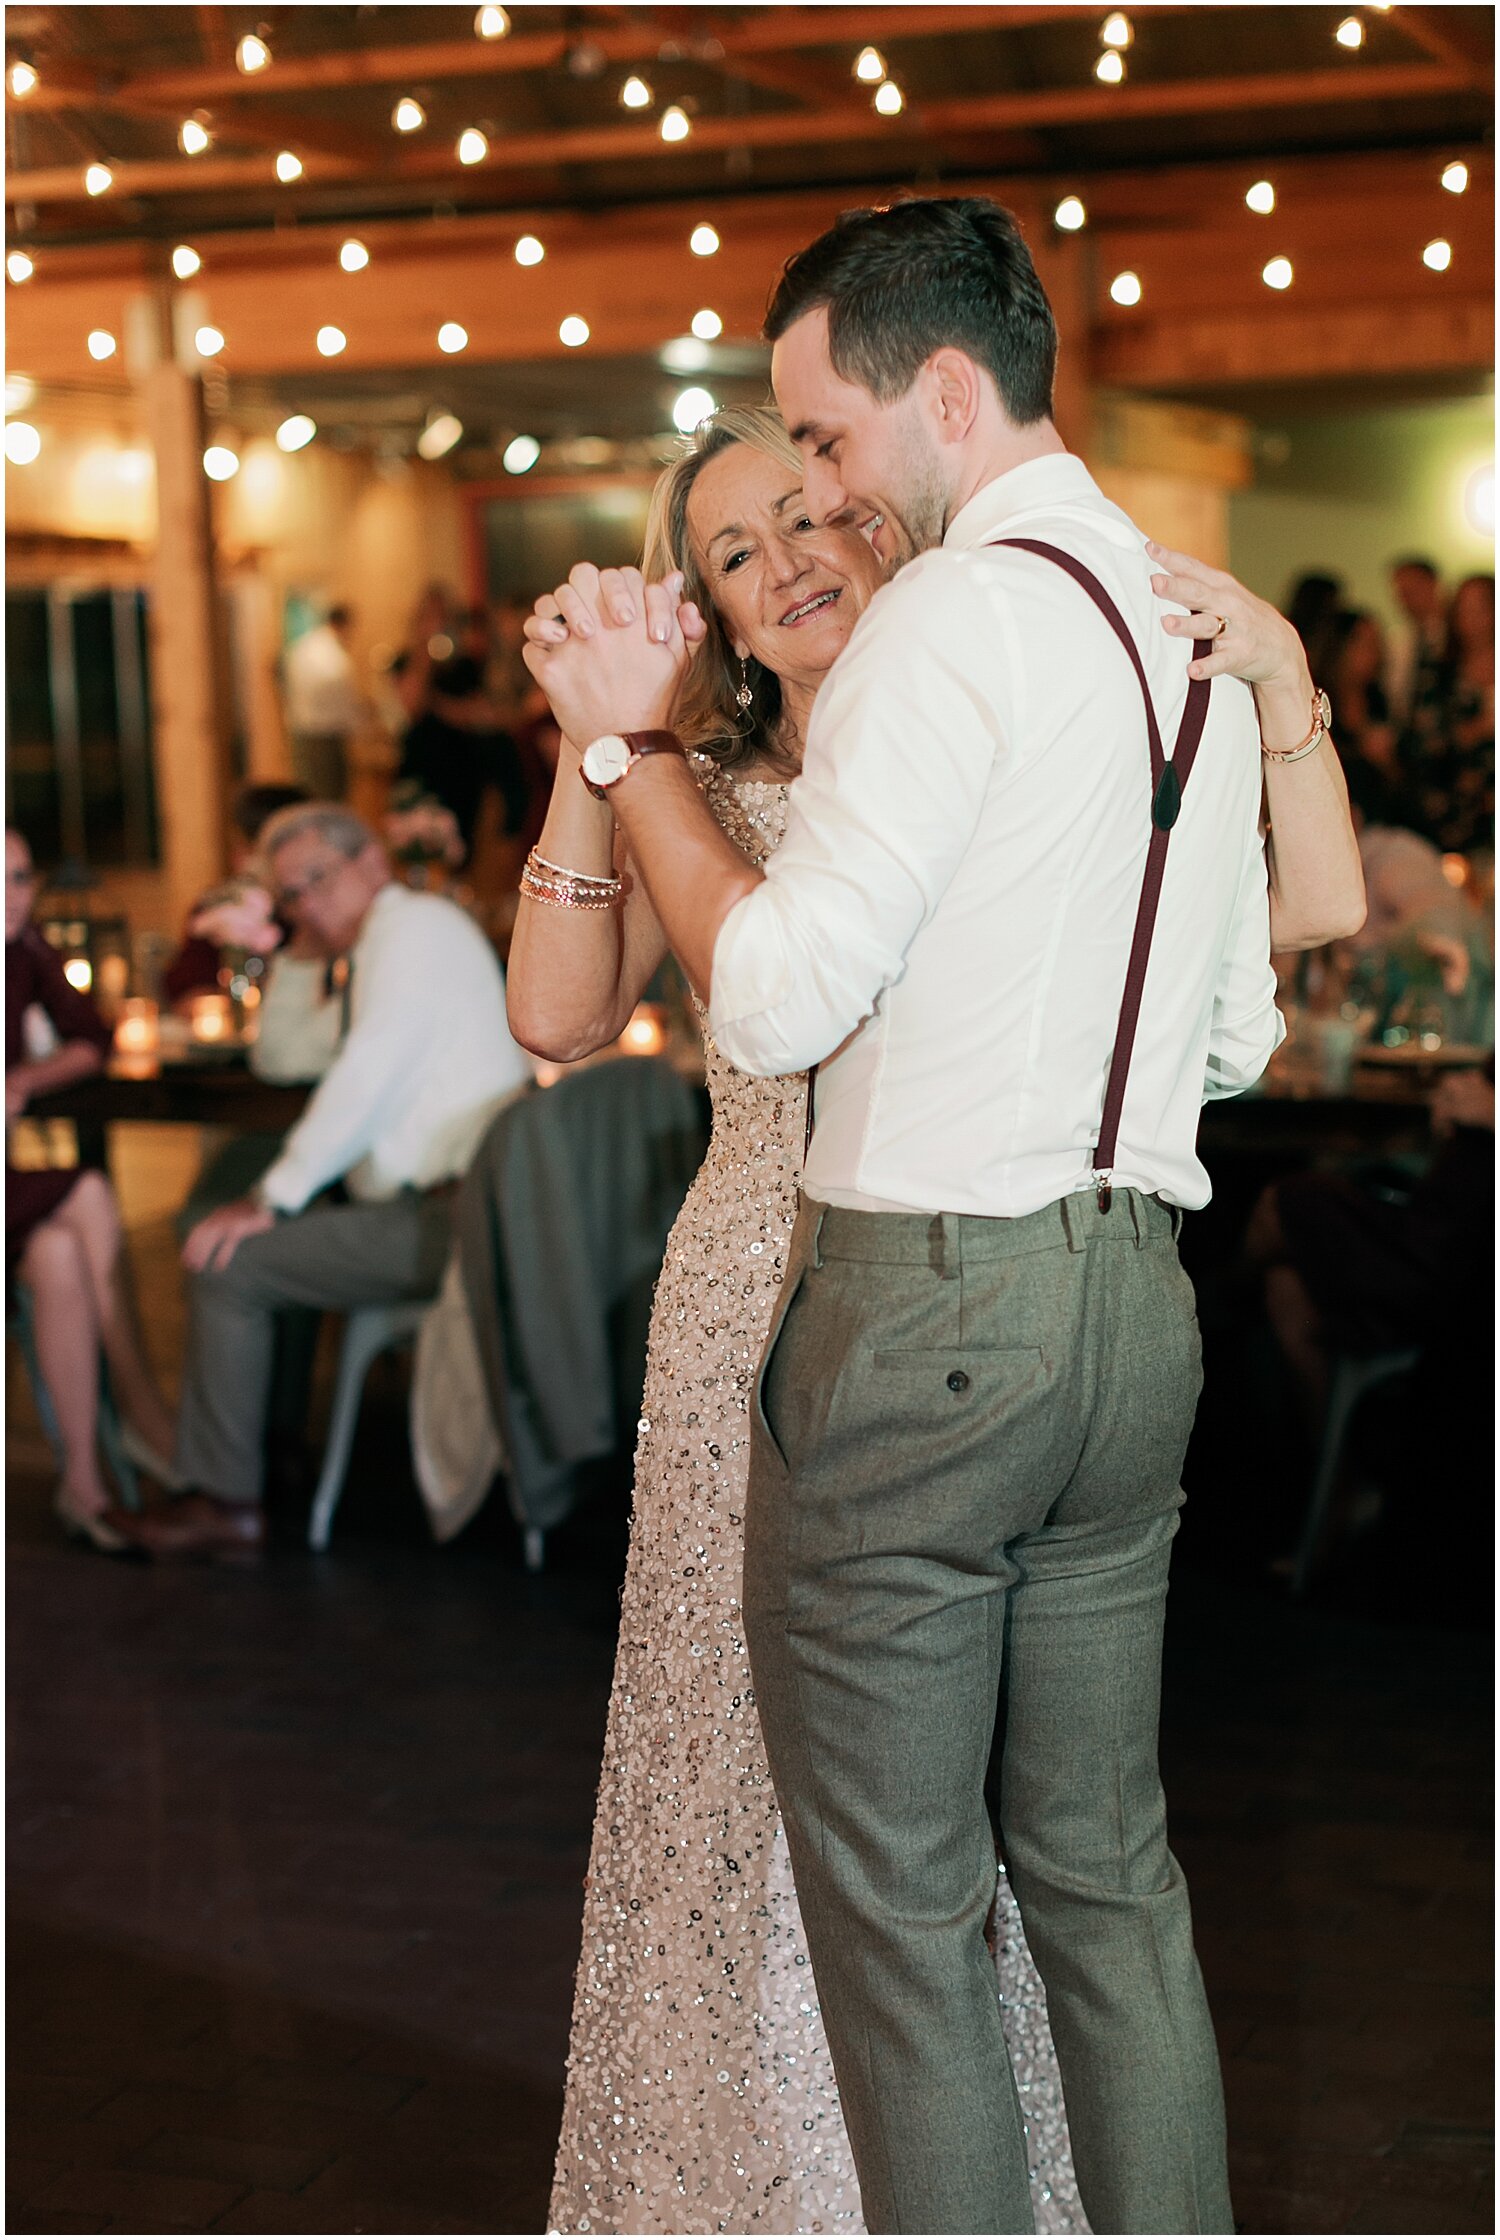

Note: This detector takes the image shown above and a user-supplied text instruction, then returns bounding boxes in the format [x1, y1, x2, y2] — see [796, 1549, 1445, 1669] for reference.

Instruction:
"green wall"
[1228, 391, 1495, 636]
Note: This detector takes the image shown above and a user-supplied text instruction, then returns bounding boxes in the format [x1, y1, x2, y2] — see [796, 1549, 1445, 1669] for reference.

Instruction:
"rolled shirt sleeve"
[709, 558, 1008, 1078]
[1203, 827, 1286, 1101]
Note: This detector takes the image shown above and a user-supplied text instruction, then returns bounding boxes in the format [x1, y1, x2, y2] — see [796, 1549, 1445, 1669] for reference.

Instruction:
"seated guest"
[126, 804, 531, 1561]
[6, 828, 177, 1550]
[162, 780, 309, 1006]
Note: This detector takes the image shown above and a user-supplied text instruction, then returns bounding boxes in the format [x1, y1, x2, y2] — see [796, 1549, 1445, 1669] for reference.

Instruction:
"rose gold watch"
[580, 729, 685, 800]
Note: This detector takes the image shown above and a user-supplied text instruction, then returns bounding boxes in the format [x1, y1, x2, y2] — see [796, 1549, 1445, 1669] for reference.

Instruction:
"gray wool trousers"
[744, 1188, 1234, 2237]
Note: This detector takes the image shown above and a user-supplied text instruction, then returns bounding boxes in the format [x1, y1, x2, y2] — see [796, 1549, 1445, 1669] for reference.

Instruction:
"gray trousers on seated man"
[176, 1192, 452, 1502]
[745, 1187, 1233, 2238]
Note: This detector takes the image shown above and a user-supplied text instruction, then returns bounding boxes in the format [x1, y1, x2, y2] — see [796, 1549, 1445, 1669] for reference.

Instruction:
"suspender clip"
[1093, 1169, 1114, 1213]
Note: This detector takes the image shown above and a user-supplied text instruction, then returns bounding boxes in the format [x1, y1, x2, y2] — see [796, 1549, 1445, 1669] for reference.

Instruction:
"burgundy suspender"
[798, 539, 1212, 1206]
[993, 536, 1213, 1209]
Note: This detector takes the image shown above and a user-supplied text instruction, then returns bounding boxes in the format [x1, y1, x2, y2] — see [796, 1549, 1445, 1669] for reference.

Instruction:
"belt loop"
[1127, 1192, 1146, 1248]
[930, 1211, 961, 1279]
[1060, 1195, 1085, 1254]
[809, 1203, 826, 1270]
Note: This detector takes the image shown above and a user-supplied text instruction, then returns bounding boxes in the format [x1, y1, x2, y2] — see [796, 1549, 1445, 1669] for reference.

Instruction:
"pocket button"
[946, 1369, 970, 1394]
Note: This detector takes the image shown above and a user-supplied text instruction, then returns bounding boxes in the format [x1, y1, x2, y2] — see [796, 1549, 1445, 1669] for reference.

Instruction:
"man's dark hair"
[1391, 555, 1439, 580]
[232, 781, 309, 843]
[764, 196, 1057, 426]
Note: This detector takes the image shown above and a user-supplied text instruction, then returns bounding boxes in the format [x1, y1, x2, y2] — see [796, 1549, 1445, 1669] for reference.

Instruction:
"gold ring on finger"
[1212, 613, 1229, 640]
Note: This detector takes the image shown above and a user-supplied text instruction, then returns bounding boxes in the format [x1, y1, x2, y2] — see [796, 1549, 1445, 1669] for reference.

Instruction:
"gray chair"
[307, 1300, 428, 1550]
[1291, 1346, 1421, 1595]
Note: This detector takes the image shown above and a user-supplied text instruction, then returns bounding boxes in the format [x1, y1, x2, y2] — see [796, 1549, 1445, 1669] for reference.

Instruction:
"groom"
[524, 198, 1300, 2234]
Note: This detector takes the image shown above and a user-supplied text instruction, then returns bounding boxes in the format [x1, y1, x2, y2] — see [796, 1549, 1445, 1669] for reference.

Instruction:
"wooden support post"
[142, 343, 232, 923]
[1031, 224, 1093, 458]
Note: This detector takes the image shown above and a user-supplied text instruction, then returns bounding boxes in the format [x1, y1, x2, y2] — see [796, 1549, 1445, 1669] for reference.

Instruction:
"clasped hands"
[522, 563, 709, 752]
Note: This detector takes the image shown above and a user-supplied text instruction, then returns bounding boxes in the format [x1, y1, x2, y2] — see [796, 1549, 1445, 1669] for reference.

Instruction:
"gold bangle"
[529, 850, 620, 892]
[519, 866, 619, 911]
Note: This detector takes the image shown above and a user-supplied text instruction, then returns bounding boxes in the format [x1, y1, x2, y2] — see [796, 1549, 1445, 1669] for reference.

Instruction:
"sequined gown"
[549, 766, 1088, 2238]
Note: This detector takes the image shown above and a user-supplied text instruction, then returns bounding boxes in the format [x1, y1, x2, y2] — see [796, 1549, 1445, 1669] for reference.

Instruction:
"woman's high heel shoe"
[53, 1491, 134, 1555]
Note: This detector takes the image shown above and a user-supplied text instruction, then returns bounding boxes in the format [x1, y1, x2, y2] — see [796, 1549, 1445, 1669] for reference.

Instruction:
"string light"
[179, 119, 211, 155]
[316, 324, 347, 355]
[1261, 257, 1293, 291]
[1335, 16, 1365, 46]
[475, 6, 510, 36]
[673, 385, 716, 433]
[1245, 179, 1276, 214]
[1095, 50, 1125, 83]
[275, 150, 303, 182]
[873, 80, 904, 115]
[4, 421, 41, 464]
[418, 413, 464, 459]
[503, 434, 541, 474]
[393, 96, 425, 132]
[621, 75, 652, 109]
[690, 224, 720, 257]
[276, 415, 316, 452]
[660, 105, 690, 142]
[87, 329, 117, 360]
[1109, 271, 1142, 306]
[1053, 196, 1086, 231]
[5, 374, 36, 410]
[1100, 13, 1133, 47]
[559, 315, 590, 347]
[691, 308, 723, 340]
[84, 163, 113, 195]
[457, 127, 488, 165]
[236, 34, 271, 73]
[202, 445, 240, 481]
[1423, 238, 1453, 271]
[8, 60, 38, 97]
[339, 238, 370, 272]
[1442, 161, 1469, 195]
[7, 250, 35, 282]
[437, 321, 468, 353]
[514, 234, 544, 267]
[854, 46, 885, 81]
[195, 323, 226, 355]
[171, 243, 202, 278]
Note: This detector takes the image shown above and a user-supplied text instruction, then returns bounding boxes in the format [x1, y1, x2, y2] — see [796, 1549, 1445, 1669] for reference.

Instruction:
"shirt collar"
[943, 452, 1100, 552]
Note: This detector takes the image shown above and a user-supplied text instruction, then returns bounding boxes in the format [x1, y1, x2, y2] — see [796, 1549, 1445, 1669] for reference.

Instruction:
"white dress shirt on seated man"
[259, 882, 531, 1213]
[708, 453, 1284, 1217]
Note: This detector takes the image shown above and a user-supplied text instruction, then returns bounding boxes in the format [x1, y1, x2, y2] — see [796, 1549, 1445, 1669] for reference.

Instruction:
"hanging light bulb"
[339, 239, 370, 272]
[236, 33, 271, 73]
[475, 6, 510, 36]
[1423, 238, 1453, 271]
[1109, 271, 1142, 306]
[437, 321, 468, 354]
[316, 324, 347, 356]
[854, 46, 886, 82]
[1053, 195, 1087, 231]
[1245, 179, 1276, 215]
[1335, 15, 1365, 46]
[1441, 161, 1470, 195]
[87, 328, 117, 360]
[203, 445, 240, 481]
[503, 434, 541, 475]
[418, 413, 464, 459]
[4, 421, 42, 465]
[7, 250, 35, 283]
[457, 127, 488, 165]
[559, 315, 590, 348]
[1100, 13, 1133, 47]
[276, 414, 317, 453]
[275, 150, 303, 182]
[873, 80, 904, 115]
[672, 386, 717, 434]
[621, 75, 653, 109]
[514, 234, 544, 266]
[393, 96, 425, 133]
[690, 223, 720, 257]
[179, 118, 211, 155]
[194, 324, 226, 356]
[171, 243, 202, 278]
[1095, 50, 1125, 83]
[8, 60, 38, 97]
[691, 308, 723, 340]
[84, 163, 113, 195]
[1261, 257, 1293, 291]
[660, 105, 691, 142]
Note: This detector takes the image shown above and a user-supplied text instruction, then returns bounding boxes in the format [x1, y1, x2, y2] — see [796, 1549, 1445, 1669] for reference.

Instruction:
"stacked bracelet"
[520, 850, 623, 911]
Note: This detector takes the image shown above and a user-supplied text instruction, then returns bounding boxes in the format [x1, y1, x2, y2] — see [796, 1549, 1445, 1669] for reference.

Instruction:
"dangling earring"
[735, 658, 754, 714]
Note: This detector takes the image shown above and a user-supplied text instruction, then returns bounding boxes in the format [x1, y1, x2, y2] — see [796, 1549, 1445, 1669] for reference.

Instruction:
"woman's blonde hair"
[641, 403, 801, 771]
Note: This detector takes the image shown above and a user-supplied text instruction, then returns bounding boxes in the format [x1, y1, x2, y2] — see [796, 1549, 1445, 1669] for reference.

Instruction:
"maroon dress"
[6, 926, 113, 1266]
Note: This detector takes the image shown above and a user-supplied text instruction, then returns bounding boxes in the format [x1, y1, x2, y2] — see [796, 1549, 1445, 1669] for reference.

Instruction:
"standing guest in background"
[123, 804, 531, 1563]
[6, 828, 178, 1551]
[1328, 608, 1400, 824]
[397, 655, 528, 861]
[1431, 573, 1494, 853]
[1386, 555, 1447, 731]
[1286, 570, 1345, 689]
[162, 780, 309, 1006]
[283, 604, 363, 801]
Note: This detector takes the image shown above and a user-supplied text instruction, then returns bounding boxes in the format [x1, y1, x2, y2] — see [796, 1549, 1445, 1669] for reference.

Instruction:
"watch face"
[585, 732, 632, 787]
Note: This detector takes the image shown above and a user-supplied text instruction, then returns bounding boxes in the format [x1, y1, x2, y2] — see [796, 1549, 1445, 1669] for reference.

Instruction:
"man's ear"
[925, 349, 984, 446]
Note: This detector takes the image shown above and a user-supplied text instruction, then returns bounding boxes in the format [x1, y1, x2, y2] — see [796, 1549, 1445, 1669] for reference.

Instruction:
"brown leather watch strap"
[621, 729, 686, 761]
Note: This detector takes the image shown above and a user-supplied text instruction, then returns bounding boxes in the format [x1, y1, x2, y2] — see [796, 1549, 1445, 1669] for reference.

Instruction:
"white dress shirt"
[260, 883, 531, 1213]
[708, 453, 1283, 1215]
[284, 622, 363, 737]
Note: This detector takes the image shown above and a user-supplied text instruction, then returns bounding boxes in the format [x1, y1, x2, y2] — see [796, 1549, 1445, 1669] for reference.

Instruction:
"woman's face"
[1452, 578, 1495, 649]
[5, 829, 38, 943]
[684, 442, 886, 700]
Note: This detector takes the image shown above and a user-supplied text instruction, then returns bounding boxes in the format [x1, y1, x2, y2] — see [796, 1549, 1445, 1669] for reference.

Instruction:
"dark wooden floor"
[6, 1137, 1493, 2236]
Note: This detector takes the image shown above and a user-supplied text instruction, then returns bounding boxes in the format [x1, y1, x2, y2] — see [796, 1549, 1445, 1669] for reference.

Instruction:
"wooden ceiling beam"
[6, 60, 1467, 208]
[1394, 6, 1495, 88]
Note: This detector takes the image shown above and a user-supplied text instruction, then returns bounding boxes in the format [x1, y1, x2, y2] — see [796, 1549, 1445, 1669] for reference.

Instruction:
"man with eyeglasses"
[128, 802, 531, 1561]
